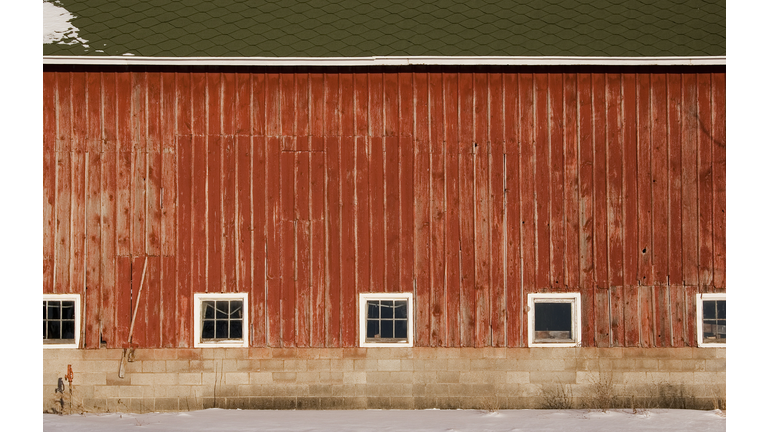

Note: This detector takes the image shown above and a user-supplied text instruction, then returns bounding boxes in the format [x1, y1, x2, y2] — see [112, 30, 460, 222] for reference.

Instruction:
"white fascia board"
[43, 55, 725, 67]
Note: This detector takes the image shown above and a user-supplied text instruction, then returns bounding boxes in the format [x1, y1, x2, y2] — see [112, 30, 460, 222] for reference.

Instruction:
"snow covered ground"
[44, 408, 725, 432]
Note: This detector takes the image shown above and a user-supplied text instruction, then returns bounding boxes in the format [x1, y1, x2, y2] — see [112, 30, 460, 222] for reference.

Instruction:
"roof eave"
[43, 55, 726, 66]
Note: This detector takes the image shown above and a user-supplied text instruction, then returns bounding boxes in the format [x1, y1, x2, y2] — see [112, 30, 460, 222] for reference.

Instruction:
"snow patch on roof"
[43, 1, 88, 45]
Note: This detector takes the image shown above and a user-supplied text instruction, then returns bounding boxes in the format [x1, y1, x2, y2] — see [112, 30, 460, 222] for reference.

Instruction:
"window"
[697, 293, 725, 347]
[193, 293, 249, 347]
[359, 293, 414, 347]
[527, 293, 581, 347]
[43, 294, 80, 348]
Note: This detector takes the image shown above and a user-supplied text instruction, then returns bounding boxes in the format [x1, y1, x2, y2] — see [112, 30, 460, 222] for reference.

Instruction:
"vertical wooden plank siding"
[42, 67, 724, 348]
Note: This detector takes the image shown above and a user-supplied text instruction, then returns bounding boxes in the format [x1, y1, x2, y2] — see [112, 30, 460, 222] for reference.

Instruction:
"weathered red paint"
[43, 66, 725, 349]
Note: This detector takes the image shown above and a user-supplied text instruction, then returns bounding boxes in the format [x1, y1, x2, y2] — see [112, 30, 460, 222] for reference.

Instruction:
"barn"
[43, 0, 726, 412]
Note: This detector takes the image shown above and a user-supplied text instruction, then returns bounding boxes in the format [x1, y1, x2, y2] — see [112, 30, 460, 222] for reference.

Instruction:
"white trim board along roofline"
[43, 56, 725, 67]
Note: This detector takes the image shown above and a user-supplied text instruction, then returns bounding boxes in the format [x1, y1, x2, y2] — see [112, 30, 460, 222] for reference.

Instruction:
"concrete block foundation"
[43, 347, 725, 413]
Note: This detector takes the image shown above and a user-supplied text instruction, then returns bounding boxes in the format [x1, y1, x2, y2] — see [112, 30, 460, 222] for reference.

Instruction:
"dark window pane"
[230, 301, 243, 319]
[534, 302, 571, 332]
[43, 301, 47, 319]
[381, 320, 394, 338]
[48, 302, 61, 319]
[202, 320, 215, 339]
[394, 301, 408, 318]
[381, 301, 394, 318]
[216, 301, 229, 319]
[43, 321, 47, 338]
[61, 301, 75, 319]
[368, 301, 379, 319]
[62, 321, 75, 340]
[703, 301, 716, 320]
[203, 301, 216, 319]
[230, 320, 242, 339]
[216, 321, 228, 339]
[395, 320, 408, 339]
[367, 320, 379, 338]
[716, 301, 726, 319]
[47, 321, 61, 339]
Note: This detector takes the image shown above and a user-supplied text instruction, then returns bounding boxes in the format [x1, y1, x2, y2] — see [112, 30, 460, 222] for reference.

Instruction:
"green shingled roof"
[43, 0, 725, 57]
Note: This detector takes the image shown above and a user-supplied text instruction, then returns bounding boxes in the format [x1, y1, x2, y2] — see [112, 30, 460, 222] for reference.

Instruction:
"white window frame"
[193, 292, 249, 348]
[527, 293, 581, 347]
[359, 292, 414, 347]
[43, 294, 81, 349]
[696, 293, 726, 347]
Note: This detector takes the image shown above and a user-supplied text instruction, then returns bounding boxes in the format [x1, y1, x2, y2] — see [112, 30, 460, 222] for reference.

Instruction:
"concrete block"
[668, 372, 695, 384]
[646, 372, 671, 383]
[249, 372, 274, 384]
[635, 358, 659, 371]
[308, 384, 333, 397]
[234, 359, 260, 371]
[176, 373, 202, 385]
[225, 348, 249, 359]
[390, 397, 415, 409]
[152, 385, 194, 398]
[341, 348, 368, 359]
[436, 371, 461, 383]
[188, 360, 205, 372]
[295, 372, 320, 383]
[692, 348, 717, 359]
[118, 385, 146, 398]
[272, 372, 297, 382]
[141, 360, 166, 373]
[224, 372, 249, 385]
[460, 347, 507, 359]
[530, 347, 577, 359]
[177, 349, 203, 360]
[260, 360, 284, 371]
[271, 348, 298, 358]
[295, 348, 332, 359]
[106, 397, 131, 413]
[425, 383, 451, 397]
[307, 359, 331, 371]
[248, 348, 273, 359]
[658, 359, 683, 371]
[77, 372, 107, 386]
[139, 349, 178, 360]
[85, 349, 125, 360]
[132, 372, 178, 386]
[353, 359, 379, 371]
[93, 385, 120, 399]
[470, 358, 515, 371]
[165, 360, 192, 373]
[330, 359, 355, 371]
[413, 347, 461, 359]
[43, 349, 84, 361]
[344, 372, 366, 384]
[505, 348, 533, 359]
[148, 397, 176, 412]
[413, 371, 436, 384]
[201, 348, 227, 359]
[459, 371, 498, 384]
[331, 384, 357, 397]
[366, 347, 413, 359]
[507, 371, 530, 384]
[318, 371, 344, 384]
[377, 360, 401, 371]
[282, 359, 308, 372]
[706, 359, 726, 372]
[529, 371, 576, 384]
[681, 359, 706, 372]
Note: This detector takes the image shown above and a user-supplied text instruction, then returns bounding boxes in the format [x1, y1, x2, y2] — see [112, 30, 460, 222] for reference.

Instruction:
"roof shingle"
[43, 0, 726, 57]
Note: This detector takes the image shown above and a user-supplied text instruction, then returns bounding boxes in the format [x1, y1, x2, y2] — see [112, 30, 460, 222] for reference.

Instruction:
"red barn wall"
[42, 66, 725, 349]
